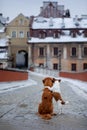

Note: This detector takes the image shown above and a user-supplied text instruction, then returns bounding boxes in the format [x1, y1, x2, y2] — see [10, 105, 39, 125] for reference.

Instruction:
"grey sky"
[0, 0, 87, 21]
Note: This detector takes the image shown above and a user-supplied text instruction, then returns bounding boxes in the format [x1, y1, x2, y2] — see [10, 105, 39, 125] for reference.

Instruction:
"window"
[27, 32, 30, 38]
[19, 19, 24, 25]
[83, 30, 87, 37]
[39, 47, 44, 56]
[83, 63, 87, 70]
[72, 47, 76, 57]
[84, 47, 87, 56]
[71, 63, 76, 71]
[70, 30, 77, 37]
[12, 31, 16, 38]
[19, 31, 24, 38]
[53, 32, 60, 38]
[53, 63, 58, 70]
[39, 31, 46, 38]
[54, 47, 58, 56]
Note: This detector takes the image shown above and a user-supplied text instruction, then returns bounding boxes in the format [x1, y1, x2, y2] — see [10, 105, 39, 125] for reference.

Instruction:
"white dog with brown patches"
[47, 79, 69, 114]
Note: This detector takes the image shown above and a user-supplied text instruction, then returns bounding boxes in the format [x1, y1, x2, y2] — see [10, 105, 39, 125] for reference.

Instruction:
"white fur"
[47, 80, 62, 114]
[47, 80, 69, 114]
[48, 80, 61, 93]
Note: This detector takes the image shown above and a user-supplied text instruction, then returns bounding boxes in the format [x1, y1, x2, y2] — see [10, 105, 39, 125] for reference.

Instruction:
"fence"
[34, 67, 59, 77]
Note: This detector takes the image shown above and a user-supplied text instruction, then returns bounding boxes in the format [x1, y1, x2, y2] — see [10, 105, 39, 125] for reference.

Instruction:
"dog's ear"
[42, 78, 46, 84]
[58, 79, 61, 82]
[42, 79, 45, 84]
[52, 78, 56, 83]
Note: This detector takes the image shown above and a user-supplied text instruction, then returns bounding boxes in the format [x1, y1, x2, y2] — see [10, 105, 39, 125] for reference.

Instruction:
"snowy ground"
[0, 75, 37, 93]
[0, 71, 87, 100]
[0, 70, 87, 130]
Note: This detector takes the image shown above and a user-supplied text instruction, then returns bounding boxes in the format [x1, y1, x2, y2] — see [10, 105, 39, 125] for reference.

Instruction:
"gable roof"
[8, 13, 29, 26]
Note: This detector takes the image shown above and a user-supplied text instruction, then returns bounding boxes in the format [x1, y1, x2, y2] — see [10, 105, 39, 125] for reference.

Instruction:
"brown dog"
[38, 77, 65, 119]
[38, 88, 53, 119]
[43, 77, 65, 104]
[38, 77, 54, 119]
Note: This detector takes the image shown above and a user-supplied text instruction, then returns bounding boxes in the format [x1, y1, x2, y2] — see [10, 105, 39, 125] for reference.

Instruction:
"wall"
[59, 71, 87, 82]
[0, 68, 28, 82]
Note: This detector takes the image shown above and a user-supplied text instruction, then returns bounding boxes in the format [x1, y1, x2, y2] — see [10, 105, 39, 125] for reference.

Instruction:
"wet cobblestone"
[0, 72, 87, 130]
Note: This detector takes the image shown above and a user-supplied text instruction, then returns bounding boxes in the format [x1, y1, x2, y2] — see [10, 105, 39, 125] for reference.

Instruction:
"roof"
[8, 13, 29, 26]
[0, 27, 5, 33]
[0, 52, 8, 59]
[28, 36, 87, 43]
[0, 14, 8, 24]
[0, 38, 8, 47]
[32, 17, 87, 29]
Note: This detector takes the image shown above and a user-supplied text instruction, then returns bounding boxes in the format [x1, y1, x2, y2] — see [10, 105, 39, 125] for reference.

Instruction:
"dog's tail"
[38, 113, 52, 120]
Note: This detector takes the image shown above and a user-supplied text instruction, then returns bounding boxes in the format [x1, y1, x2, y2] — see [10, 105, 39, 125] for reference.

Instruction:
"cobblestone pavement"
[0, 72, 87, 130]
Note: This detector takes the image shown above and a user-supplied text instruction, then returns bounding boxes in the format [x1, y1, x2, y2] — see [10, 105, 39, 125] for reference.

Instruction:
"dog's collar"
[44, 86, 50, 89]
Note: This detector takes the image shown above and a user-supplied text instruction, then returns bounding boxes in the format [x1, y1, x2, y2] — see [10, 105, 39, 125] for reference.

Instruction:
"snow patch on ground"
[61, 78, 87, 100]
[0, 70, 87, 101]
[0, 79, 37, 93]
[29, 71, 87, 100]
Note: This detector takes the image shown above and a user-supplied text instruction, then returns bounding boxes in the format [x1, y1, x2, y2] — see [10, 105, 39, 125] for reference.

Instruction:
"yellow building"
[6, 13, 29, 68]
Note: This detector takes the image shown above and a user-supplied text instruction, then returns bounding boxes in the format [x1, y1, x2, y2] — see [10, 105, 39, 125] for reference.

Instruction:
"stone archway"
[16, 50, 28, 68]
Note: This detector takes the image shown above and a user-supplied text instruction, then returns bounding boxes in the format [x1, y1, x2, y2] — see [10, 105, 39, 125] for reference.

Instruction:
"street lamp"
[6, 35, 12, 67]
[44, 45, 48, 68]
[58, 50, 61, 71]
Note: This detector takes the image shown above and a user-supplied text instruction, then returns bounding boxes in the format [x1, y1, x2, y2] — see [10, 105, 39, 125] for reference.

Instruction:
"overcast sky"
[0, 0, 87, 21]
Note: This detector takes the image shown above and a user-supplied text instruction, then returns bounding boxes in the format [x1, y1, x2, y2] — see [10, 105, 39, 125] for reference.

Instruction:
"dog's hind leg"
[57, 100, 62, 114]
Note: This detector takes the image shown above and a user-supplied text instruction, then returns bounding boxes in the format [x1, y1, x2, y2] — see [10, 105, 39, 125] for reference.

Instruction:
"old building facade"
[0, 13, 9, 68]
[6, 13, 29, 68]
[28, 1, 87, 72]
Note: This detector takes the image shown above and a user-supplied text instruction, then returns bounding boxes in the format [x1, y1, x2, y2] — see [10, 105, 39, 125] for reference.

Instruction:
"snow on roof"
[0, 27, 5, 33]
[32, 17, 87, 29]
[28, 36, 87, 43]
[0, 14, 8, 24]
[0, 38, 8, 47]
[0, 52, 8, 59]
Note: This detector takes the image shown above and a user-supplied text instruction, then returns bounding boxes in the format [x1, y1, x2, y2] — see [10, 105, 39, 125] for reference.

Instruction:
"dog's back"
[38, 88, 53, 119]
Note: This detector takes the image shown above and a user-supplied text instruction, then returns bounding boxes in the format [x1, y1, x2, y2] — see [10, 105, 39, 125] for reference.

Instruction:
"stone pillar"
[28, 44, 32, 68]
[46, 44, 52, 69]
[78, 44, 82, 59]
[63, 45, 67, 59]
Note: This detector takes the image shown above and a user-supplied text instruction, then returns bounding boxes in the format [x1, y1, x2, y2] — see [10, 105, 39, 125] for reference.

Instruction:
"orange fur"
[43, 77, 65, 104]
[42, 77, 55, 87]
[52, 92, 65, 104]
[38, 77, 65, 119]
[38, 88, 53, 120]
[38, 77, 57, 119]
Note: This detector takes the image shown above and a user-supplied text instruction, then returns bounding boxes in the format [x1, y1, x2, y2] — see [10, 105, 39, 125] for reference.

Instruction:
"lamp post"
[58, 50, 61, 71]
[7, 35, 12, 67]
[44, 45, 48, 68]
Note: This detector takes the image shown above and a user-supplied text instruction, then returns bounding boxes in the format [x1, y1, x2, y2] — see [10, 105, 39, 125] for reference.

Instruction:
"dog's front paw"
[65, 101, 69, 104]
[61, 101, 65, 105]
